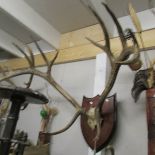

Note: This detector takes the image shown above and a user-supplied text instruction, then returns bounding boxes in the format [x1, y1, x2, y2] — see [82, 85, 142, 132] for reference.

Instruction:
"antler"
[0, 1, 141, 140]
[0, 45, 81, 107]
[0, 41, 85, 135]
[85, 2, 141, 141]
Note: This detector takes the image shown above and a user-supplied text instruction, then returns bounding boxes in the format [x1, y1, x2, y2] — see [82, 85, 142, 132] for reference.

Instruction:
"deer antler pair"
[0, 2, 141, 141]
[0, 40, 84, 135]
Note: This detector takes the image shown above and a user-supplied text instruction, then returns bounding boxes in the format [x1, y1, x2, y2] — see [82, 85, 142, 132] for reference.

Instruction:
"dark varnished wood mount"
[81, 94, 117, 152]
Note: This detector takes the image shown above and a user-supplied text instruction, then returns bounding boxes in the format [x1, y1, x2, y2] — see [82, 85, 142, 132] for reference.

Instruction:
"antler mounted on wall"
[0, 0, 142, 153]
[85, 1, 141, 142]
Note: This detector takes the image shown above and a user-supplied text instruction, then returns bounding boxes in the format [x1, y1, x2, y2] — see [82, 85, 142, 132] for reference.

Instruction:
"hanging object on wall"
[81, 94, 117, 152]
[131, 68, 153, 102]
[0, 0, 141, 154]
[129, 3, 155, 155]
[129, 2, 155, 101]
[132, 67, 155, 155]
[39, 104, 58, 145]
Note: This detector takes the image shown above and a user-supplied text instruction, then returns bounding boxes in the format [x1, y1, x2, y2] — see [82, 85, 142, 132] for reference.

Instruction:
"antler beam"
[84, 2, 141, 141]
[0, 1, 142, 148]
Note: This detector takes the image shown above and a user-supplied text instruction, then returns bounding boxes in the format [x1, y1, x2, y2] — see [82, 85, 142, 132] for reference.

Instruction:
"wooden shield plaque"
[81, 94, 117, 152]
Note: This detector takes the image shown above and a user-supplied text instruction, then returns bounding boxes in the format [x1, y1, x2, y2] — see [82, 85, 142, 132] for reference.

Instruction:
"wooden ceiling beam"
[1, 24, 155, 71]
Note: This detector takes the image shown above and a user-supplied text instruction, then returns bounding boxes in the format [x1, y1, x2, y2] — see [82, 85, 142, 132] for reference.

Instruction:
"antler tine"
[33, 40, 49, 66]
[13, 43, 32, 66]
[25, 74, 33, 88]
[116, 47, 139, 65]
[12, 43, 36, 88]
[84, 3, 114, 64]
[80, 0, 113, 60]
[102, 4, 140, 66]
[47, 50, 59, 75]
[102, 3, 127, 49]
[42, 110, 82, 135]
[87, 4, 110, 51]
[0, 60, 82, 110]
[24, 45, 35, 88]
[86, 37, 104, 50]
[26, 45, 35, 66]
[0, 68, 38, 82]
[96, 42, 139, 113]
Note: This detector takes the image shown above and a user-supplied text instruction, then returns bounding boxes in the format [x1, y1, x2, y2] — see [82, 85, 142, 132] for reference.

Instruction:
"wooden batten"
[60, 24, 104, 49]
[1, 24, 155, 71]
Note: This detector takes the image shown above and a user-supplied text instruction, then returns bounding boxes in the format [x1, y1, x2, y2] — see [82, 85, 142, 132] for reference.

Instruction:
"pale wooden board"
[60, 24, 104, 49]
[1, 28, 155, 71]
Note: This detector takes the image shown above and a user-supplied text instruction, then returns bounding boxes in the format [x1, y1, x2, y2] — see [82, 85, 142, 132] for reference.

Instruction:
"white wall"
[100, 9, 155, 155]
[14, 50, 155, 155]
[104, 49, 155, 155]
[107, 61, 147, 155]
[8, 7, 155, 155]
[15, 59, 96, 155]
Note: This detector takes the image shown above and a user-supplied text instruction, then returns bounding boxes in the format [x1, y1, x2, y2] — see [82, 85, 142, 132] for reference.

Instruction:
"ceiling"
[0, 48, 16, 60]
[0, 0, 151, 60]
[0, 8, 41, 44]
[24, 0, 150, 33]
[23, 0, 98, 33]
